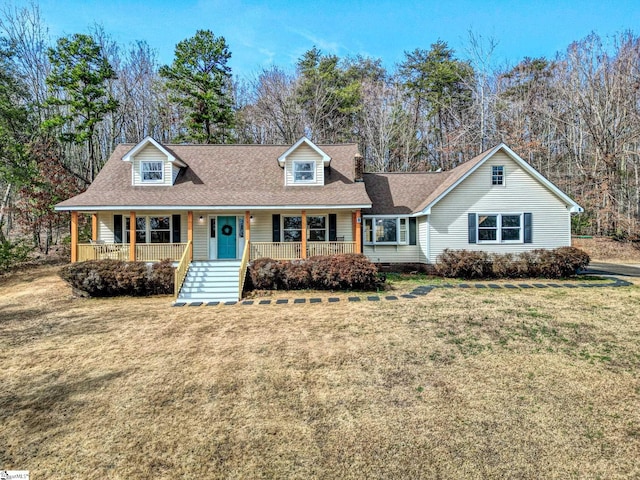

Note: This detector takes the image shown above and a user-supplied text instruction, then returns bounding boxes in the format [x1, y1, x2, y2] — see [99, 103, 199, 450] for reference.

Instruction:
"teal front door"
[217, 216, 237, 259]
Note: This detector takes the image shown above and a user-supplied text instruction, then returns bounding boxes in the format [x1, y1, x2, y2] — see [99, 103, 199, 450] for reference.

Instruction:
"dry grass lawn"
[572, 236, 640, 263]
[1, 266, 640, 479]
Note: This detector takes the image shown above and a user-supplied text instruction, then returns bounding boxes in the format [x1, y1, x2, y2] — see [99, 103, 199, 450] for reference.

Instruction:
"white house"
[55, 138, 582, 301]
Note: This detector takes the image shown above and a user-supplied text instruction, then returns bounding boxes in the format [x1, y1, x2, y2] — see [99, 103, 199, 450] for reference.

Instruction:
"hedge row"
[248, 254, 381, 291]
[435, 247, 590, 279]
[60, 259, 175, 296]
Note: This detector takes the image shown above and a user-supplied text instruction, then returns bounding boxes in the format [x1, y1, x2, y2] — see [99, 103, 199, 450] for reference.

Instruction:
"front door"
[217, 216, 237, 259]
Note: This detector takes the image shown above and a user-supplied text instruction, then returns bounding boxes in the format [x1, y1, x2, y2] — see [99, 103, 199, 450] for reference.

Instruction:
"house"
[55, 137, 582, 301]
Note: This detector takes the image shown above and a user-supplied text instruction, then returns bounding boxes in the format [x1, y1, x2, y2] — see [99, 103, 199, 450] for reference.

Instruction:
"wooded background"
[1, 3, 639, 258]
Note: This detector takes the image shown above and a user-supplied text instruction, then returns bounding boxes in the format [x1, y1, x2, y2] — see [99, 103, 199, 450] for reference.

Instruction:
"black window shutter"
[329, 214, 337, 241]
[114, 214, 123, 243]
[409, 218, 417, 245]
[272, 214, 281, 242]
[468, 213, 477, 244]
[524, 213, 532, 243]
[172, 214, 181, 243]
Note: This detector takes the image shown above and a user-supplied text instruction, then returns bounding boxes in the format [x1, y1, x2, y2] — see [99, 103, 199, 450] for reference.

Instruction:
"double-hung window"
[125, 217, 147, 243]
[149, 216, 171, 243]
[125, 216, 172, 243]
[364, 217, 409, 245]
[283, 216, 302, 241]
[492, 165, 504, 185]
[307, 216, 326, 241]
[141, 161, 163, 182]
[293, 161, 315, 183]
[282, 215, 327, 241]
[476, 213, 522, 243]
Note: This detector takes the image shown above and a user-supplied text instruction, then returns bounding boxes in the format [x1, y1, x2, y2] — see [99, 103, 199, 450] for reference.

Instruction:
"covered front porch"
[70, 209, 363, 263]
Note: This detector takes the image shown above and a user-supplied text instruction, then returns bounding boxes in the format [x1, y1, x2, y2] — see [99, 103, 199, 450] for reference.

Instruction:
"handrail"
[238, 239, 251, 299]
[174, 240, 192, 300]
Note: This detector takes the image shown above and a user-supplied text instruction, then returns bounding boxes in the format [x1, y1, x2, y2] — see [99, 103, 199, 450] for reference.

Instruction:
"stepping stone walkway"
[173, 277, 633, 307]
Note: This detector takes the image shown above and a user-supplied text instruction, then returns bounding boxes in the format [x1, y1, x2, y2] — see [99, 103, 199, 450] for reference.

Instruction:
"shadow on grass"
[0, 369, 128, 434]
[0, 307, 117, 348]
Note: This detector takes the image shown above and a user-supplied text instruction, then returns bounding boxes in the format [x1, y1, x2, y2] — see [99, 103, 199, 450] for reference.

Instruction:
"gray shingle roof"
[363, 149, 489, 215]
[57, 143, 372, 210]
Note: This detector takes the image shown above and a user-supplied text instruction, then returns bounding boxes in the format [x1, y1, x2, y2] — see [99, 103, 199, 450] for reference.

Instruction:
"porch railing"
[136, 243, 188, 262]
[307, 241, 356, 256]
[174, 240, 192, 300]
[249, 241, 356, 261]
[238, 238, 250, 299]
[250, 242, 302, 260]
[78, 243, 129, 262]
[77, 243, 188, 262]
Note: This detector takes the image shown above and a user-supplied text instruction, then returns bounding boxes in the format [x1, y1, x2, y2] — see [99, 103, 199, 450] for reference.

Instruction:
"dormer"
[278, 137, 331, 187]
[123, 137, 187, 186]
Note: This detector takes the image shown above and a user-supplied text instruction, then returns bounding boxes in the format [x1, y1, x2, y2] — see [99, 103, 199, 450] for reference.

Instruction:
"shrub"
[281, 260, 311, 290]
[148, 259, 176, 294]
[60, 259, 175, 296]
[435, 249, 491, 279]
[248, 254, 380, 292]
[249, 257, 283, 290]
[0, 239, 32, 272]
[436, 247, 590, 279]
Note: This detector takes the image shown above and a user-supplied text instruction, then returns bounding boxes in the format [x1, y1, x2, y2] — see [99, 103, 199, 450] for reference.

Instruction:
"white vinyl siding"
[96, 211, 188, 244]
[418, 216, 429, 263]
[284, 144, 324, 186]
[192, 211, 209, 260]
[98, 212, 114, 243]
[132, 144, 174, 186]
[246, 210, 354, 242]
[96, 209, 355, 260]
[364, 244, 422, 264]
[428, 152, 571, 263]
[363, 217, 426, 264]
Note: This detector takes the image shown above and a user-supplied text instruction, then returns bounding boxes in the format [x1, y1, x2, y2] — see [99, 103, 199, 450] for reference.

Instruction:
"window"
[307, 216, 326, 241]
[363, 217, 409, 245]
[476, 213, 522, 243]
[141, 161, 163, 182]
[149, 216, 170, 243]
[492, 165, 504, 185]
[293, 161, 315, 182]
[125, 217, 147, 243]
[282, 215, 327, 241]
[283, 216, 302, 241]
[124, 216, 174, 243]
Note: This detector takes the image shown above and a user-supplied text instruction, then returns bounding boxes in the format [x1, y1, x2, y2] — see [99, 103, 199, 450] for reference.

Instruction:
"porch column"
[129, 211, 136, 261]
[355, 209, 362, 254]
[245, 211, 251, 243]
[352, 211, 356, 243]
[91, 213, 98, 242]
[301, 210, 307, 259]
[187, 211, 193, 261]
[71, 211, 78, 263]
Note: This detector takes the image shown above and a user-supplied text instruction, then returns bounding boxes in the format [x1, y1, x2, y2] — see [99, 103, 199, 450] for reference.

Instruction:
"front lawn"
[1, 266, 639, 478]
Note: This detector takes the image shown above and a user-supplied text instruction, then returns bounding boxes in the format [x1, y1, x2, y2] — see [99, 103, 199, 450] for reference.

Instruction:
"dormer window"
[141, 161, 163, 183]
[293, 161, 315, 183]
[492, 165, 504, 185]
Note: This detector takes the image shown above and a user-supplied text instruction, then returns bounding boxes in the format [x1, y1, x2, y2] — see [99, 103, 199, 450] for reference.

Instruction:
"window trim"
[282, 215, 303, 242]
[491, 165, 505, 186]
[281, 214, 328, 242]
[140, 160, 164, 183]
[124, 215, 173, 244]
[363, 216, 410, 246]
[476, 213, 523, 244]
[292, 160, 316, 183]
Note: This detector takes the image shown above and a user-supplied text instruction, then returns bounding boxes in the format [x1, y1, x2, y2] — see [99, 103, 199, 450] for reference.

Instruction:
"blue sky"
[13, 0, 640, 77]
